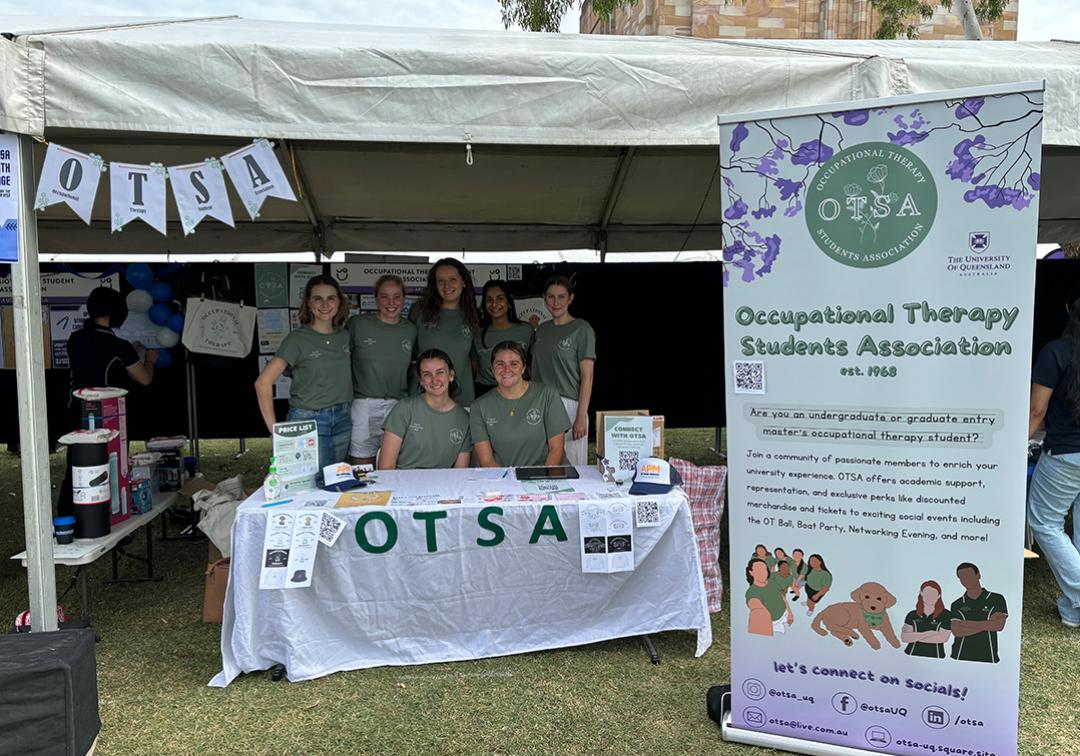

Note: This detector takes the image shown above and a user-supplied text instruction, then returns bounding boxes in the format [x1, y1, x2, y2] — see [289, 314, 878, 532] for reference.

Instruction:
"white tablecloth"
[211, 467, 711, 685]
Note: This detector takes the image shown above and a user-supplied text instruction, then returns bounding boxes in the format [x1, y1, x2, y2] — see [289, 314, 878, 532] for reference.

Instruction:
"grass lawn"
[0, 429, 1077, 755]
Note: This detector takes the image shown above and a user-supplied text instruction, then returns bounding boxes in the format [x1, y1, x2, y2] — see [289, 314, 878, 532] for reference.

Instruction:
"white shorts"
[561, 396, 588, 466]
[349, 398, 399, 458]
[772, 618, 788, 635]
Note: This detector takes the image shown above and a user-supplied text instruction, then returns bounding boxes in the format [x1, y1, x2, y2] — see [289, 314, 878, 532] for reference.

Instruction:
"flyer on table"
[721, 84, 1042, 756]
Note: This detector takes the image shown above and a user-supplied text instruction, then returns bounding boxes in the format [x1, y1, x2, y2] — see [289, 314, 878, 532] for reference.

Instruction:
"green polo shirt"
[950, 589, 1007, 663]
[470, 381, 571, 467]
[412, 307, 478, 406]
[806, 569, 832, 594]
[530, 319, 596, 400]
[474, 322, 535, 386]
[383, 395, 471, 470]
[903, 610, 952, 659]
[275, 325, 352, 411]
[346, 314, 416, 400]
[745, 583, 786, 622]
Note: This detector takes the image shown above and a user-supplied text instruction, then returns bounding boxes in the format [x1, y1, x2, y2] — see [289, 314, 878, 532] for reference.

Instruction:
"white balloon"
[126, 289, 153, 313]
[156, 326, 180, 348]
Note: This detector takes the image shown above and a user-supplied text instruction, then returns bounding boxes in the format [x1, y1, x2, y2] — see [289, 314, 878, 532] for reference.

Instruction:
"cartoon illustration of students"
[773, 546, 793, 574]
[752, 544, 776, 571]
[901, 580, 952, 658]
[790, 548, 809, 601]
[805, 553, 833, 616]
[746, 557, 793, 636]
[950, 563, 1008, 663]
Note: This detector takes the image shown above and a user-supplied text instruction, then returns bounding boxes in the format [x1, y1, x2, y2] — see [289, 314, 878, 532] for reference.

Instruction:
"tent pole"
[13, 133, 58, 631]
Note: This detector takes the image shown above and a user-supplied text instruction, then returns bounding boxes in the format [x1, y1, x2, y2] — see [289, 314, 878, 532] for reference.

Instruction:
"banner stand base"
[722, 713, 884, 756]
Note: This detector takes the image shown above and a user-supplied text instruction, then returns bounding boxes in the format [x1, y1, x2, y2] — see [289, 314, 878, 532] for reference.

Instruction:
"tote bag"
[181, 297, 256, 358]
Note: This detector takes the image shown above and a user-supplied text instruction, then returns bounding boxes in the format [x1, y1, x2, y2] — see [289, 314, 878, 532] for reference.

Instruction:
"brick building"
[580, 0, 1018, 41]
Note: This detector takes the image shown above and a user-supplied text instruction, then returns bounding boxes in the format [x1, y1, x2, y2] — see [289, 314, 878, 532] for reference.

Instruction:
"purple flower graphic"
[775, 178, 801, 200]
[955, 98, 985, 120]
[1028, 172, 1041, 190]
[888, 130, 930, 146]
[945, 135, 986, 182]
[832, 110, 869, 126]
[963, 185, 1031, 210]
[751, 205, 777, 219]
[791, 140, 833, 165]
[724, 199, 748, 220]
[755, 157, 780, 176]
[783, 199, 803, 218]
[730, 123, 749, 154]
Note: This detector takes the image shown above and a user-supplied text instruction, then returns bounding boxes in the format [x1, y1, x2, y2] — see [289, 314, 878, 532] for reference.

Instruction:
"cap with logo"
[629, 457, 683, 496]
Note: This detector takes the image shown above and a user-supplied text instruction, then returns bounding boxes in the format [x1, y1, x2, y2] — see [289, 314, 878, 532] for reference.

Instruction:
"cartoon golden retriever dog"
[811, 582, 901, 650]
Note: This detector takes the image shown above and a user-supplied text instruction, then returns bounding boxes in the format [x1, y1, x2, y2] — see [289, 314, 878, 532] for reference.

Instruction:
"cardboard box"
[203, 542, 230, 624]
[595, 409, 665, 461]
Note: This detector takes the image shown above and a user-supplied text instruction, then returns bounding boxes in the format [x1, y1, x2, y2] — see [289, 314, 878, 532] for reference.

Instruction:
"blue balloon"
[148, 303, 172, 326]
[155, 349, 172, 369]
[167, 312, 185, 333]
[125, 263, 154, 290]
[149, 281, 172, 302]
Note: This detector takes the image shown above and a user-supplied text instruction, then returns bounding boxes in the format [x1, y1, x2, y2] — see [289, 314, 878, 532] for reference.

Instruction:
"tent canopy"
[3, 16, 1080, 253]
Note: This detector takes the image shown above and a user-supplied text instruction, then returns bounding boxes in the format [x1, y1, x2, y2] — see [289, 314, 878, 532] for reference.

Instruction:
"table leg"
[641, 635, 661, 665]
[78, 567, 91, 626]
[104, 523, 163, 584]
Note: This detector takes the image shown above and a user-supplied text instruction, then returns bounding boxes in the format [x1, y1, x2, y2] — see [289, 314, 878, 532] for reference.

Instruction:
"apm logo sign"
[805, 142, 937, 268]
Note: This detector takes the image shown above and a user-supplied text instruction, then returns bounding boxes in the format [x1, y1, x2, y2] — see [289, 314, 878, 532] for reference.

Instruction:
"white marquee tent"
[4, 15, 1080, 626]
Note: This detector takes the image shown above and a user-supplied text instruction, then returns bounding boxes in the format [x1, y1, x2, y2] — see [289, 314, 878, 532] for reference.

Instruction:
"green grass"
[0, 431, 1077, 755]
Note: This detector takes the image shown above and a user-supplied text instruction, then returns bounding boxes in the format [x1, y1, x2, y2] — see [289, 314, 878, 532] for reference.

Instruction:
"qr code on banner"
[733, 360, 766, 394]
[618, 450, 640, 472]
[635, 500, 661, 528]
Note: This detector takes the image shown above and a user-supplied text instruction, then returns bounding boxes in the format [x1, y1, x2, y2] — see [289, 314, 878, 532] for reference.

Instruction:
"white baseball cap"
[629, 457, 682, 495]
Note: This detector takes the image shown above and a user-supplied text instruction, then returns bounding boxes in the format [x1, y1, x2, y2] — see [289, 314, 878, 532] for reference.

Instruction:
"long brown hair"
[297, 275, 347, 327]
[414, 258, 480, 331]
[915, 580, 945, 619]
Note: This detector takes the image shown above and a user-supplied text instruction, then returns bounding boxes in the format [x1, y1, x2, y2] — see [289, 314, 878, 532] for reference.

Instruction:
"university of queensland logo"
[969, 232, 990, 253]
[805, 142, 937, 268]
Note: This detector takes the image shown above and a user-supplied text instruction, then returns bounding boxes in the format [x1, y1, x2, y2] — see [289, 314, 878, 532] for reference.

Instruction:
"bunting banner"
[34, 143, 104, 225]
[221, 138, 298, 221]
[34, 138, 296, 235]
[110, 161, 167, 234]
[168, 158, 235, 236]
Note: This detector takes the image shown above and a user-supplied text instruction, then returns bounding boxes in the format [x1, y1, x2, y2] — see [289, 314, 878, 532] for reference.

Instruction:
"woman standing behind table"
[409, 258, 481, 407]
[255, 275, 351, 469]
[378, 350, 472, 470]
[530, 275, 596, 466]
[471, 341, 570, 467]
[474, 280, 534, 397]
[345, 274, 417, 466]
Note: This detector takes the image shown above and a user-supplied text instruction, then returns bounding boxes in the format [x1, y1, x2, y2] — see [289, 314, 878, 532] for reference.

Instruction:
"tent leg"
[186, 359, 200, 461]
[13, 133, 57, 632]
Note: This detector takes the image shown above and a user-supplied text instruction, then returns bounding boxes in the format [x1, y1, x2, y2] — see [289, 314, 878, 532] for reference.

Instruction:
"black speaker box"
[0, 628, 100, 756]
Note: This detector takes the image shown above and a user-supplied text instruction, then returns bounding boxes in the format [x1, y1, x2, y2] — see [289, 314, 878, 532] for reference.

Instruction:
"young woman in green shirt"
[474, 280, 534, 397]
[256, 275, 352, 469]
[378, 349, 472, 470]
[410, 258, 482, 407]
[805, 553, 834, 616]
[746, 557, 792, 636]
[471, 341, 571, 468]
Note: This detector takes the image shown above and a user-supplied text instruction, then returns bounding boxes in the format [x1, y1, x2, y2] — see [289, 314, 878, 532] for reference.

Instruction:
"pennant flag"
[34, 143, 104, 224]
[110, 162, 168, 235]
[168, 158, 235, 236]
[221, 139, 297, 221]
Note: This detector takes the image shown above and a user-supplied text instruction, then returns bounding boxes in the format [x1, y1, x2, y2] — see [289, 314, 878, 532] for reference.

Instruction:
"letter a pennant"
[221, 139, 297, 221]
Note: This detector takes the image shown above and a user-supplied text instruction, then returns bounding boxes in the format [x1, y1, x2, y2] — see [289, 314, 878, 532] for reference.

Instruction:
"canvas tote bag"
[181, 296, 256, 358]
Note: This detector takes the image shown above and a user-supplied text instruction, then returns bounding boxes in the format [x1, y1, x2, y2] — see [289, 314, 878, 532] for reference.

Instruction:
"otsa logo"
[805, 142, 937, 268]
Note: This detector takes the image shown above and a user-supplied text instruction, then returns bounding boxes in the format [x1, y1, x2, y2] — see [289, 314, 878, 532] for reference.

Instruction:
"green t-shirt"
[382, 395, 472, 470]
[346, 314, 416, 399]
[791, 559, 809, 578]
[412, 307, 478, 406]
[470, 381, 571, 467]
[474, 322, 535, 386]
[275, 326, 352, 411]
[745, 582, 786, 622]
[751, 553, 775, 570]
[950, 589, 1007, 663]
[903, 609, 952, 659]
[769, 571, 793, 594]
[530, 319, 597, 400]
[806, 569, 832, 593]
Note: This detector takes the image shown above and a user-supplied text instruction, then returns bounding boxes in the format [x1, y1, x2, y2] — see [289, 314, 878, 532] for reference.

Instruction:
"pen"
[261, 498, 294, 508]
[501, 469, 509, 479]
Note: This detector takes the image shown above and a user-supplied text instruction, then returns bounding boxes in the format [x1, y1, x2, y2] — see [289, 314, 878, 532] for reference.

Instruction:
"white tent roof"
[3, 17, 1080, 252]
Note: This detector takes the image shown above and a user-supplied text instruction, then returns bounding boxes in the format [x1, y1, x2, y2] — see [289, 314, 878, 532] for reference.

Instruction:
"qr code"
[635, 500, 660, 528]
[734, 360, 766, 394]
[618, 450, 640, 472]
[506, 265, 523, 281]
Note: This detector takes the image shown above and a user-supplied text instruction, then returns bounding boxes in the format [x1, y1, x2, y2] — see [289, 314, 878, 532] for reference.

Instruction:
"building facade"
[580, 0, 1018, 41]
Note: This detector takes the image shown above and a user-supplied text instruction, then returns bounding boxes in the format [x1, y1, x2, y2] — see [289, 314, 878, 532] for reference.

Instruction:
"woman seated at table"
[470, 341, 571, 467]
[378, 349, 472, 470]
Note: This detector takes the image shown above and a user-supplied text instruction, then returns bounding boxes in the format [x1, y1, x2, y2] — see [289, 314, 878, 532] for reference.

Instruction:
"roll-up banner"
[721, 83, 1043, 756]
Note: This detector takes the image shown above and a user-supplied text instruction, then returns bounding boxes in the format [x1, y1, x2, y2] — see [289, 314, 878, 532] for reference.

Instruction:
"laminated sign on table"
[579, 501, 635, 573]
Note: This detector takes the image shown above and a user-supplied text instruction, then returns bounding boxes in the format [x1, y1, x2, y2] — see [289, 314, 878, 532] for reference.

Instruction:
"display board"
[722, 84, 1042, 755]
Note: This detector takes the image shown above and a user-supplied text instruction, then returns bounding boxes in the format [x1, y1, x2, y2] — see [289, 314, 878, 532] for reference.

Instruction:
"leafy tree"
[500, 0, 1009, 39]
